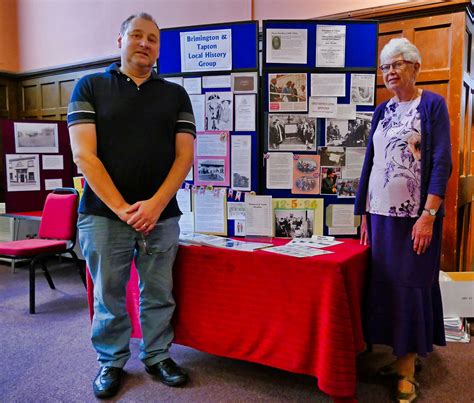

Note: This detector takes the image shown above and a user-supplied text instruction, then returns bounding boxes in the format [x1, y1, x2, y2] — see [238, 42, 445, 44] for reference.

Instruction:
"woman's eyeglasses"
[379, 60, 414, 74]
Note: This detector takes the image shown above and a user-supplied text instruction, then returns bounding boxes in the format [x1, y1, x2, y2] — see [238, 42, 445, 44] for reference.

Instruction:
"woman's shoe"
[396, 375, 419, 402]
[378, 357, 422, 378]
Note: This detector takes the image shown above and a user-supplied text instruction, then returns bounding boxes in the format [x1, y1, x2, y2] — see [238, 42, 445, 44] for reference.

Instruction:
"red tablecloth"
[86, 238, 369, 400]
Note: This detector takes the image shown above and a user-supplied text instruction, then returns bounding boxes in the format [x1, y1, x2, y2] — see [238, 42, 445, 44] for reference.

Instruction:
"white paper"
[203, 237, 271, 251]
[194, 188, 227, 234]
[202, 75, 231, 88]
[263, 244, 333, 258]
[336, 104, 357, 120]
[266, 152, 293, 189]
[316, 25, 346, 67]
[180, 29, 232, 73]
[343, 148, 366, 178]
[288, 237, 342, 248]
[189, 94, 206, 132]
[44, 178, 63, 190]
[42, 155, 63, 170]
[234, 94, 256, 132]
[311, 74, 346, 97]
[176, 188, 192, 212]
[328, 226, 358, 235]
[164, 77, 183, 86]
[350, 74, 375, 105]
[227, 202, 246, 220]
[231, 135, 251, 191]
[183, 77, 202, 94]
[308, 96, 337, 118]
[185, 166, 194, 181]
[331, 204, 355, 227]
[266, 28, 308, 64]
[179, 211, 195, 233]
[197, 133, 228, 157]
[245, 195, 273, 237]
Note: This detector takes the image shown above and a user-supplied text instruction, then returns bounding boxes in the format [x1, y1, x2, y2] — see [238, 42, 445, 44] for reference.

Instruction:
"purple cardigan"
[354, 90, 452, 217]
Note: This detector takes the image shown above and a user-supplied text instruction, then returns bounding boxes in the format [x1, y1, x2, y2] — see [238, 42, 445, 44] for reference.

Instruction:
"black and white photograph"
[197, 159, 226, 183]
[205, 92, 233, 131]
[318, 146, 346, 167]
[268, 114, 317, 151]
[325, 112, 372, 147]
[268, 73, 307, 112]
[232, 172, 249, 189]
[350, 73, 375, 106]
[344, 112, 372, 147]
[320, 166, 341, 195]
[336, 178, 359, 198]
[274, 209, 314, 238]
[6, 154, 41, 192]
[14, 122, 59, 153]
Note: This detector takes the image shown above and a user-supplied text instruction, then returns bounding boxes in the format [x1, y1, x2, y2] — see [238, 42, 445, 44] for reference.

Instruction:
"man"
[269, 119, 283, 149]
[67, 13, 195, 399]
[321, 168, 337, 194]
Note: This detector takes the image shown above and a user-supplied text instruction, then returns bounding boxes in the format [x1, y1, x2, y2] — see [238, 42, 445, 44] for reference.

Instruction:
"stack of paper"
[444, 317, 471, 343]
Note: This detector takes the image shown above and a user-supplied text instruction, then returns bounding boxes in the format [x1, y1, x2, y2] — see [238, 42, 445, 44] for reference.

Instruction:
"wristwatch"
[423, 208, 437, 217]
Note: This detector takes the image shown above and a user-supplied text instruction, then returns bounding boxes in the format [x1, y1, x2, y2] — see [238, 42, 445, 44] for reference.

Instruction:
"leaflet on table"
[179, 232, 270, 251]
[287, 237, 342, 248]
[202, 237, 272, 251]
[263, 244, 333, 258]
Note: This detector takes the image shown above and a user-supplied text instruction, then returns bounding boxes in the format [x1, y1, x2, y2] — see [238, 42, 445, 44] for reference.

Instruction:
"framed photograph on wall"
[6, 154, 41, 192]
[14, 122, 59, 153]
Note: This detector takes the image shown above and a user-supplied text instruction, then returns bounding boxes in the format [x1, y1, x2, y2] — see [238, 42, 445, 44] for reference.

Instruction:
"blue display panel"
[159, 21, 258, 74]
[158, 21, 260, 237]
[261, 20, 378, 236]
[263, 20, 378, 70]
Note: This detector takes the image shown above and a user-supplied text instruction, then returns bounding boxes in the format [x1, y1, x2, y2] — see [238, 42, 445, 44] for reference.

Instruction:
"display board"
[261, 19, 378, 237]
[0, 119, 74, 213]
[159, 21, 260, 237]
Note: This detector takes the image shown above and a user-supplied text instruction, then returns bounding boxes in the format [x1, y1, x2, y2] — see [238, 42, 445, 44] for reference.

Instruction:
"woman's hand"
[411, 214, 435, 255]
[360, 214, 369, 246]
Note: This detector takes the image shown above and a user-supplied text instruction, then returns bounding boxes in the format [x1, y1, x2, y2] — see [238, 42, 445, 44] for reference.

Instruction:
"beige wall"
[0, 0, 19, 72]
[253, 0, 415, 20]
[2, 0, 413, 73]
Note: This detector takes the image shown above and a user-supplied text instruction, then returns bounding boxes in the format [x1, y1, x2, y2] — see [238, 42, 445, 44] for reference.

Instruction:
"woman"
[354, 38, 452, 402]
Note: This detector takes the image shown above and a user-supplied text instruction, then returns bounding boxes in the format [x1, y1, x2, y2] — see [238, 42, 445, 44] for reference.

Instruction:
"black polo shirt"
[67, 63, 195, 220]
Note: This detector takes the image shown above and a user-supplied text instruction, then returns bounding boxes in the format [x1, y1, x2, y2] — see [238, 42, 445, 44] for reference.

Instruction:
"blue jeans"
[77, 214, 180, 368]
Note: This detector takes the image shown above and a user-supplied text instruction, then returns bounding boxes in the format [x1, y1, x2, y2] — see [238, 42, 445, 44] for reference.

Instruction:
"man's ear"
[117, 34, 123, 49]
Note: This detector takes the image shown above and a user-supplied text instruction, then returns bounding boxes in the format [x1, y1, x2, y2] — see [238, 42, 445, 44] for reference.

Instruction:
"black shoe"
[93, 366, 123, 399]
[145, 358, 188, 387]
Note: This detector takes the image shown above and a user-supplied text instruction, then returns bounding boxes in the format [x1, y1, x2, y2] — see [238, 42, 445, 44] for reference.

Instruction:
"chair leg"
[70, 250, 86, 289]
[40, 261, 55, 290]
[29, 261, 35, 314]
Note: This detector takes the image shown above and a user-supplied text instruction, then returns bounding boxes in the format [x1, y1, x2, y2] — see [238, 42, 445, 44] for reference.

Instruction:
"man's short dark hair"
[120, 12, 160, 36]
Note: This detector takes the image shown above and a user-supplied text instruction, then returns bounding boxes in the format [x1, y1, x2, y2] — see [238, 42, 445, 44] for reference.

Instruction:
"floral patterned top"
[367, 91, 422, 217]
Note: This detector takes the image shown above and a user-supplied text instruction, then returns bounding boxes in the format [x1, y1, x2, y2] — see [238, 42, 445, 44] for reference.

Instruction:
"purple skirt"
[365, 213, 446, 357]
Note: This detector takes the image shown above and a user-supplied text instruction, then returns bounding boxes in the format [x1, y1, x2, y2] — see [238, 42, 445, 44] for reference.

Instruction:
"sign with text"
[180, 29, 232, 72]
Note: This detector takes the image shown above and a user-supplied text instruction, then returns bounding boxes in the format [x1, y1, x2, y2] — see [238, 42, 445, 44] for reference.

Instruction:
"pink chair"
[0, 188, 86, 313]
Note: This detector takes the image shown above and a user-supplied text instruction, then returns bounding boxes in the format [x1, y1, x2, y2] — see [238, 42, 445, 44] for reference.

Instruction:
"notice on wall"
[194, 187, 227, 235]
[266, 28, 308, 64]
[316, 25, 346, 68]
[180, 29, 232, 73]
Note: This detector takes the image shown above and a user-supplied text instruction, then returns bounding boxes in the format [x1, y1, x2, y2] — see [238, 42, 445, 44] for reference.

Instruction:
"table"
[87, 239, 369, 401]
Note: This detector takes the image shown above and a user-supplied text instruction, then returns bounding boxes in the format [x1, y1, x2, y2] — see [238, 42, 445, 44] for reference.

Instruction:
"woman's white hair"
[380, 38, 422, 65]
